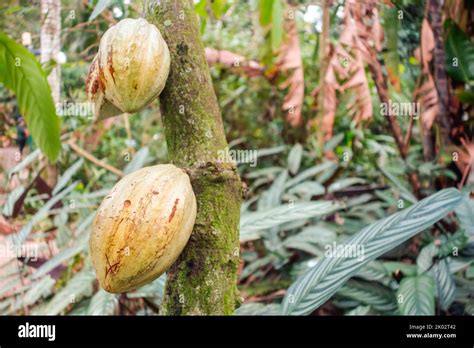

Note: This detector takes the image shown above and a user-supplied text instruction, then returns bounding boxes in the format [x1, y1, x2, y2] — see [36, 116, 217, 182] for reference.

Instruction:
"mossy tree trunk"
[145, 0, 242, 315]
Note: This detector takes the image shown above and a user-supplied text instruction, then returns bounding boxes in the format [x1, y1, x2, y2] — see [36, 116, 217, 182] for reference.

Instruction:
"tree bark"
[427, 0, 451, 147]
[145, 0, 242, 315]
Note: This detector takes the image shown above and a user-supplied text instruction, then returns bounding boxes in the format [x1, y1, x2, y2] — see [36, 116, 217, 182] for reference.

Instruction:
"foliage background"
[0, 0, 473, 315]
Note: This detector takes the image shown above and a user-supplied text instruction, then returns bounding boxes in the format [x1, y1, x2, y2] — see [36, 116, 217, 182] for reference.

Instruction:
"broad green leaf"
[89, 0, 111, 21]
[2, 186, 24, 216]
[235, 302, 282, 315]
[433, 259, 456, 310]
[127, 274, 167, 300]
[287, 181, 325, 199]
[455, 195, 474, 236]
[346, 305, 372, 316]
[327, 178, 366, 193]
[258, 169, 288, 209]
[287, 143, 303, 175]
[397, 274, 435, 315]
[271, 0, 283, 52]
[445, 20, 474, 83]
[285, 161, 336, 189]
[7, 149, 41, 178]
[11, 181, 78, 246]
[283, 226, 336, 256]
[338, 279, 398, 313]
[211, 0, 226, 19]
[33, 268, 95, 315]
[32, 240, 88, 280]
[52, 159, 84, 195]
[24, 276, 55, 306]
[259, 0, 274, 26]
[123, 147, 150, 175]
[240, 201, 342, 242]
[0, 33, 61, 161]
[194, 0, 208, 17]
[282, 189, 463, 315]
[87, 289, 118, 315]
[382, 261, 418, 277]
[382, 8, 400, 91]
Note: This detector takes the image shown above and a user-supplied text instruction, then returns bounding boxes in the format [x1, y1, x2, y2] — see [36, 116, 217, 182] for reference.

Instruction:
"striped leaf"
[87, 289, 118, 315]
[433, 259, 456, 310]
[282, 189, 464, 315]
[240, 201, 342, 242]
[397, 274, 435, 315]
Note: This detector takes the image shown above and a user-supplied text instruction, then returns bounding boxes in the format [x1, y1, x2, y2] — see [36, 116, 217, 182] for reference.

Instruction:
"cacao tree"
[145, 0, 242, 315]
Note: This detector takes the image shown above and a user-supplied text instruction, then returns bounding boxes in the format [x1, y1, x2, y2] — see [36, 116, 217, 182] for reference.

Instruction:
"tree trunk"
[427, 0, 451, 147]
[145, 0, 242, 315]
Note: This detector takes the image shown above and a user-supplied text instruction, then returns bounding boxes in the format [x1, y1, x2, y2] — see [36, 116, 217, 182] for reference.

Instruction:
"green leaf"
[87, 289, 118, 315]
[7, 149, 41, 178]
[89, 0, 111, 22]
[52, 158, 84, 195]
[33, 268, 95, 315]
[11, 181, 78, 246]
[433, 259, 456, 310]
[259, 0, 274, 26]
[258, 170, 288, 209]
[383, 8, 400, 90]
[24, 276, 55, 306]
[338, 279, 398, 313]
[283, 226, 336, 256]
[127, 274, 167, 300]
[346, 305, 372, 316]
[2, 186, 24, 216]
[282, 189, 463, 315]
[287, 181, 325, 199]
[195, 0, 208, 17]
[455, 89, 474, 104]
[32, 240, 87, 280]
[455, 195, 474, 235]
[397, 274, 435, 315]
[123, 147, 150, 175]
[287, 143, 303, 175]
[211, 0, 226, 19]
[235, 302, 282, 315]
[382, 262, 417, 277]
[240, 201, 342, 242]
[271, 0, 283, 52]
[445, 20, 474, 83]
[285, 161, 337, 189]
[327, 178, 366, 193]
[0, 32, 61, 161]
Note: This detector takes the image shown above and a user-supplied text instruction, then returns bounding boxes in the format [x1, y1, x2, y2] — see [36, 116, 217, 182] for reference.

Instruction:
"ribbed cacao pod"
[90, 164, 196, 293]
[87, 18, 170, 120]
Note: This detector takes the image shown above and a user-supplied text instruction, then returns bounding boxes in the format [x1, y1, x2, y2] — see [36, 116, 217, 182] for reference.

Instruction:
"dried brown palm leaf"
[414, 19, 439, 130]
[276, 10, 305, 126]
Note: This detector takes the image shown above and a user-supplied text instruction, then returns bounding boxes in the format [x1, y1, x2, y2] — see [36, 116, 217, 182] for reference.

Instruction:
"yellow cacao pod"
[90, 164, 197, 293]
[87, 18, 170, 120]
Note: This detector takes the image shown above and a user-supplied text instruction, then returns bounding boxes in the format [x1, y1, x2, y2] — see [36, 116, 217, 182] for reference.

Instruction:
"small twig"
[67, 140, 123, 177]
[404, 114, 414, 149]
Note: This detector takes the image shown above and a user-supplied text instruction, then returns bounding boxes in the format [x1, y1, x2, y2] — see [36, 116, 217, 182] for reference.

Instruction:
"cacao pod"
[87, 18, 170, 120]
[90, 164, 196, 293]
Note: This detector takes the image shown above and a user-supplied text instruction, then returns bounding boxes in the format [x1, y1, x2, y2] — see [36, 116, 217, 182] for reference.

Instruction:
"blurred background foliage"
[0, 0, 473, 316]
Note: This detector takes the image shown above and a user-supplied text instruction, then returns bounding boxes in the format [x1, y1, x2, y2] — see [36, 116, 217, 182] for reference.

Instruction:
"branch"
[67, 139, 123, 177]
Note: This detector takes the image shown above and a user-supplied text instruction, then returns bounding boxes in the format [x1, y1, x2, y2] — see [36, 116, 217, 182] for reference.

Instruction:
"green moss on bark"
[145, 0, 242, 315]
